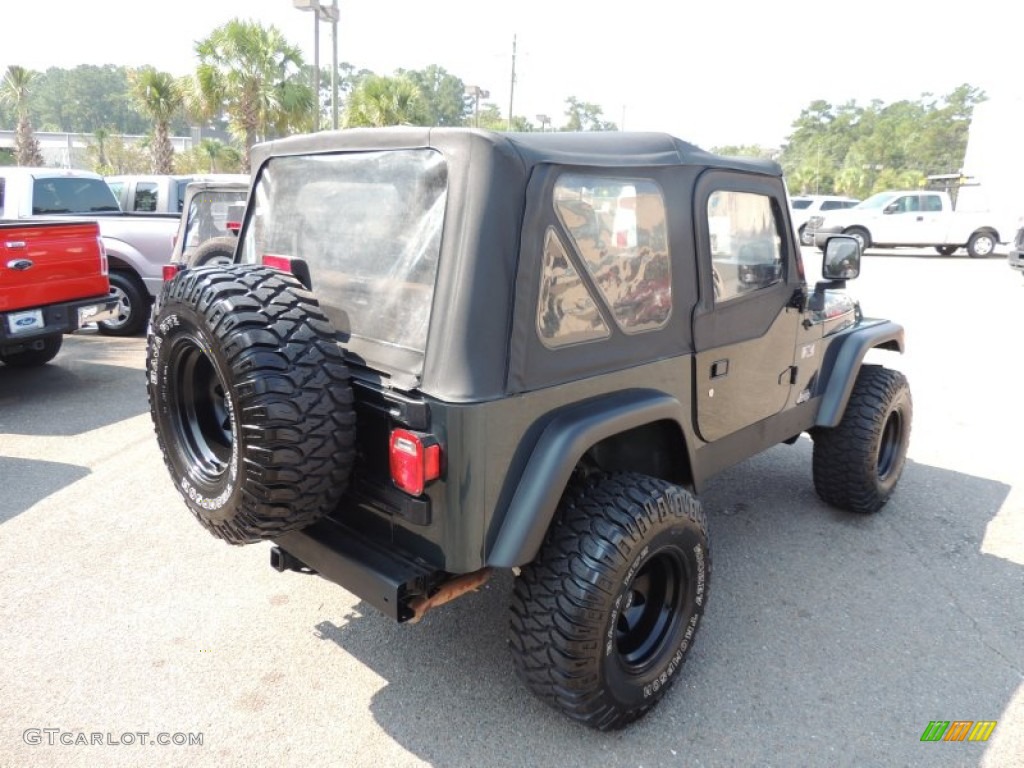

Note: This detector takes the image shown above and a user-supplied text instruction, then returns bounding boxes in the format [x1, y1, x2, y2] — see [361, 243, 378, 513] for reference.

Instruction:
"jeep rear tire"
[147, 265, 356, 544]
[509, 473, 710, 730]
[812, 365, 911, 514]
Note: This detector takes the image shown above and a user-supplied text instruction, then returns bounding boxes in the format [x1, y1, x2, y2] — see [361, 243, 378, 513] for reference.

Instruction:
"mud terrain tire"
[509, 472, 710, 730]
[147, 265, 355, 544]
[812, 365, 911, 514]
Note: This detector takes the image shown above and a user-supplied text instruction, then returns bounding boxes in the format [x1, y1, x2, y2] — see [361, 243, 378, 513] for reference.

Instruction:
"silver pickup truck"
[0, 167, 179, 335]
[106, 173, 248, 215]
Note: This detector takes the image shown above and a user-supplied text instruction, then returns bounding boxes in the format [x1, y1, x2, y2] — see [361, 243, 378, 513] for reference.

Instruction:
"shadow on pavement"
[0, 457, 90, 524]
[307, 442, 1021, 767]
[0, 351, 147, 437]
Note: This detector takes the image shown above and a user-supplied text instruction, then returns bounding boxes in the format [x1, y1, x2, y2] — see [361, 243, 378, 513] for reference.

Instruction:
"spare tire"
[146, 265, 355, 544]
[190, 235, 238, 267]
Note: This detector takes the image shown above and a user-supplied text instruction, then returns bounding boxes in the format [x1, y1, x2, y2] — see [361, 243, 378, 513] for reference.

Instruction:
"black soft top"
[247, 129, 783, 400]
[251, 127, 781, 178]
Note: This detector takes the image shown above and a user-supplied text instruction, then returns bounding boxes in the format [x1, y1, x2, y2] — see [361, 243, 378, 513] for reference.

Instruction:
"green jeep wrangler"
[146, 129, 911, 730]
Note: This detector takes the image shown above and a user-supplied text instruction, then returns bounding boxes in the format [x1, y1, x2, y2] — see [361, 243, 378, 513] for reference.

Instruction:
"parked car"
[147, 128, 911, 730]
[0, 218, 117, 366]
[790, 195, 860, 244]
[806, 189, 1014, 257]
[1009, 224, 1024, 279]
[106, 174, 247, 215]
[0, 167, 179, 335]
[170, 178, 250, 266]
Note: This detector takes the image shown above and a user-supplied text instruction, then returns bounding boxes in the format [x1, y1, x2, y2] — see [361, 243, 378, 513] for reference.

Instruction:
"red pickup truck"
[1, 219, 118, 367]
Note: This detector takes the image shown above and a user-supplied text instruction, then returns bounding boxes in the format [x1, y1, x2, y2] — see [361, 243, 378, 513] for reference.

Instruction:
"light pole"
[293, 0, 340, 131]
[464, 85, 489, 128]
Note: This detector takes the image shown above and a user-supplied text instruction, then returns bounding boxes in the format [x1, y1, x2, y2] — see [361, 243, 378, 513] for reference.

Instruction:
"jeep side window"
[553, 175, 672, 333]
[707, 190, 782, 302]
[537, 227, 610, 347]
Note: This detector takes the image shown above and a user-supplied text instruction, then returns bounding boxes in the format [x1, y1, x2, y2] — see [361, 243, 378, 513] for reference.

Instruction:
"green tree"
[562, 97, 617, 131]
[397, 65, 470, 126]
[1, 65, 45, 166]
[710, 144, 778, 159]
[343, 74, 424, 127]
[192, 19, 313, 170]
[129, 68, 182, 174]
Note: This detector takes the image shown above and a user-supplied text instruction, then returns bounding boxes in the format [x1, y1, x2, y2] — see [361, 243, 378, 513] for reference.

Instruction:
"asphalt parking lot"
[1, 249, 1021, 767]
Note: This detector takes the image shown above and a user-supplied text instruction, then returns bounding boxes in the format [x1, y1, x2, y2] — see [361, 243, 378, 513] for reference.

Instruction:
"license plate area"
[6, 309, 44, 334]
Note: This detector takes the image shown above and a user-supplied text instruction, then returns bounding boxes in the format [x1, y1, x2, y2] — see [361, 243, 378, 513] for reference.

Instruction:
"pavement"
[0, 248, 1021, 768]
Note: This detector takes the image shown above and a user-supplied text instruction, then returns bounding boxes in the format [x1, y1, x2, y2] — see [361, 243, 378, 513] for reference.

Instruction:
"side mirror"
[883, 202, 898, 214]
[822, 235, 861, 280]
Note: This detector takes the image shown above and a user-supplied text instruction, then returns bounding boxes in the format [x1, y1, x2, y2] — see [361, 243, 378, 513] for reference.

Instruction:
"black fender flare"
[814, 320, 904, 428]
[486, 389, 692, 568]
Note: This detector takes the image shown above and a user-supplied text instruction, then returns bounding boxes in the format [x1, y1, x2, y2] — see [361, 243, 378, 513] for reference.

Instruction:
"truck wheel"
[935, 245, 958, 256]
[509, 472, 710, 730]
[98, 271, 149, 337]
[0, 334, 63, 367]
[966, 231, 996, 258]
[843, 226, 871, 250]
[190, 236, 237, 267]
[812, 365, 912, 514]
[147, 265, 356, 544]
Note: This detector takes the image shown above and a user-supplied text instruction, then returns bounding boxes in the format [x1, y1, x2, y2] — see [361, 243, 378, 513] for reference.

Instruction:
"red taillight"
[163, 264, 184, 281]
[389, 429, 442, 497]
[226, 221, 242, 234]
[262, 254, 294, 273]
[97, 236, 108, 276]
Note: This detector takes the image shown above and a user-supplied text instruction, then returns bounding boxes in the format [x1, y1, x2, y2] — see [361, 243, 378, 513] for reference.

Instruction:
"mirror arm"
[806, 279, 846, 312]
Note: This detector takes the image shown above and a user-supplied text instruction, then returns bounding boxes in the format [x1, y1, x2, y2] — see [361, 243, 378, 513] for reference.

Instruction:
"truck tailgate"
[1, 221, 106, 312]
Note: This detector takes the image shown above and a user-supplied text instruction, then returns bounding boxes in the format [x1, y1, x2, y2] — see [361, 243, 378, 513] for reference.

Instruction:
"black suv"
[146, 129, 911, 730]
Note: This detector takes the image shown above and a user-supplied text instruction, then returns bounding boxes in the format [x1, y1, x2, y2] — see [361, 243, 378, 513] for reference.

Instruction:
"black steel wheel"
[147, 265, 356, 544]
[812, 365, 912, 514]
[510, 472, 710, 730]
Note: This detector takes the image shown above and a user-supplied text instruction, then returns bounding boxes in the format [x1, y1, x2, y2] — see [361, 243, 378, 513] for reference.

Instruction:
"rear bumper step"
[272, 518, 437, 622]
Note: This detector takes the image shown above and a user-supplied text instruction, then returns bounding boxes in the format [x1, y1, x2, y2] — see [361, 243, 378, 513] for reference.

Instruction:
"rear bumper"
[1010, 248, 1024, 273]
[0, 295, 119, 344]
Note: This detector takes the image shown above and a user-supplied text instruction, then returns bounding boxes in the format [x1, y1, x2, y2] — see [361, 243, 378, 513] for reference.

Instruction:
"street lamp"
[464, 85, 489, 128]
[293, 0, 340, 131]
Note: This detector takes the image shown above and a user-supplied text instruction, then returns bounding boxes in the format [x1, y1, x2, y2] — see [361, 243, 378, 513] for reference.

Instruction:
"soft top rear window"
[241, 149, 447, 376]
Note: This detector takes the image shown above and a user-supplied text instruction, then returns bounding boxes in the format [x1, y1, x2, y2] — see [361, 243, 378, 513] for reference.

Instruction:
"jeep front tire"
[147, 265, 356, 544]
[509, 472, 710, 730]
[812, 365, 911, 514]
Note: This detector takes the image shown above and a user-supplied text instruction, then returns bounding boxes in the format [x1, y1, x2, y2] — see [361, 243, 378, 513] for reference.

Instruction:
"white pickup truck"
[0, 167, 179, 335]
[807, 189, 1014, 258]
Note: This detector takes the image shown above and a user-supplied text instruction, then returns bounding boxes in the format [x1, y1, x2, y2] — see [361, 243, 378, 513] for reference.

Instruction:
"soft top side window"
[552, 174, 672, 335]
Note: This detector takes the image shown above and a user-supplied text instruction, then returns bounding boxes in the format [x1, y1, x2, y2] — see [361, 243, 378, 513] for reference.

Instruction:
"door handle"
[711, 359, 729, 378]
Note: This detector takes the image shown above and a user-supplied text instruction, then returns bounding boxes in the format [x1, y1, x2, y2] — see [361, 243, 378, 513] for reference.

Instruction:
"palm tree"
[129, 68, 182, 174]
[192, 19, 312, 171]
[1, 65, 45, 166]
[343, 74, 424, 128]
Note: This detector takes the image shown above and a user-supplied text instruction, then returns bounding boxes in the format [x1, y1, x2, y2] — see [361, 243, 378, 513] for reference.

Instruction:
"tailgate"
[0, 221, 106, 312]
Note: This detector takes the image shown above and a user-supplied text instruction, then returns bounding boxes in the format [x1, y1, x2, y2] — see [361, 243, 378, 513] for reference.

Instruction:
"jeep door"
[692, 171, 801, 442]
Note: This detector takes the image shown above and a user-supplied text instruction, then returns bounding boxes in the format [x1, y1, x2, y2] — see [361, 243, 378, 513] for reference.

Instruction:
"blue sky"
[3, 0, 1018, 149]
